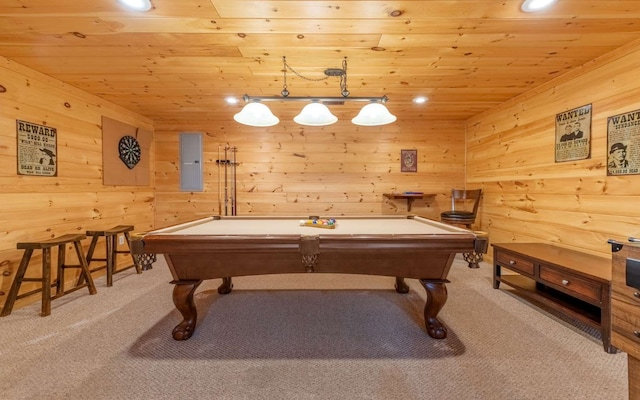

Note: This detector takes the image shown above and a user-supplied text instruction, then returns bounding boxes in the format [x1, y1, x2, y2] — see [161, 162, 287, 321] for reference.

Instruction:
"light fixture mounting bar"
[243, 95, 388, 103]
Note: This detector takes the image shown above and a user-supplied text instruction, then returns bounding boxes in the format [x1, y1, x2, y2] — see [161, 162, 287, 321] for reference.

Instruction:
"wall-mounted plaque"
[401, 149, 417, 172]
[16, 120, 57, 176]
[607, 109, 640, 176]
[555, 104, 592, 163]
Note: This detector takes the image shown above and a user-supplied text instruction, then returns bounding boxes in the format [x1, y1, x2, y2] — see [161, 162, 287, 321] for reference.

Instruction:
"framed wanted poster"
[555, 104, 592, 163]
[607, 109, 640, 176]
[16, 120, 57, 176]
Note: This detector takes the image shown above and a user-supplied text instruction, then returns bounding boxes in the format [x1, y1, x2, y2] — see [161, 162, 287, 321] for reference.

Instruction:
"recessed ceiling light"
[521, 0, 557, 12]
[225, 97, 239, 105]
[117, 0, 153, 11]
[413, 96, 428, 104]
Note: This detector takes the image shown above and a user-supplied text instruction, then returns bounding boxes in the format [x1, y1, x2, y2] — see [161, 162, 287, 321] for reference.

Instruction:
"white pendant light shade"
[351, 103, 397, 126]
[293, 103, 338, 126]
[233, 102, 279, 127]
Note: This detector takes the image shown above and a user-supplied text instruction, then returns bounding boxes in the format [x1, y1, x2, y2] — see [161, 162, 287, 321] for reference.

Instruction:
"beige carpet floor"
[0, 256, 628, 399]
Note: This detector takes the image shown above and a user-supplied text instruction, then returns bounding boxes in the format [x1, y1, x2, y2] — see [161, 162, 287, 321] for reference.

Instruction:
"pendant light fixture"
[234, 57, 396, 127]
[232, 102, 279, 127]
[352, 103, 397, 126]
[294, 103, 338, 126]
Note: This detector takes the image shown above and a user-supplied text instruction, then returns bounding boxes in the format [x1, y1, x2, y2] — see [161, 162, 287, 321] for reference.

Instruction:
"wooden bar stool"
[80, 225, 141, 287]
[1, 234, 97, 317]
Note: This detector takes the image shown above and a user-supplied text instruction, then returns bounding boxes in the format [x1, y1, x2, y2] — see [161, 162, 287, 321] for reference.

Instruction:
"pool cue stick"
[232, 146, 237, 215]
[224, 144, 228, 215]
[217, 145, 222, 215]
[229, 146, 236, 215]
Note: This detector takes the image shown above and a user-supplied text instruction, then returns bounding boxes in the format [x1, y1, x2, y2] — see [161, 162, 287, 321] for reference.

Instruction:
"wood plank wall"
[0, 56, 155, 310]
[154, 120, 466, 228]
[466, 39, 640, 259]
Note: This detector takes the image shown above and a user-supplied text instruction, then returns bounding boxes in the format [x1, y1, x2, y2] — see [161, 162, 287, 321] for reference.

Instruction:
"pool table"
[131, 215, 486, 341]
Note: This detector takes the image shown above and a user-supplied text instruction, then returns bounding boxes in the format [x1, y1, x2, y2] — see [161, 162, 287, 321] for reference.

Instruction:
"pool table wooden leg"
[420, 279, 448, 339]
[171, 280, 202, 341]
[218, 277, 233, 294]
[394, 277, 409, 293]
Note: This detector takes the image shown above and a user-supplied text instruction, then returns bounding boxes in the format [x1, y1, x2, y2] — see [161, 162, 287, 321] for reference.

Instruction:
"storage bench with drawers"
[492, 242, 614, 353]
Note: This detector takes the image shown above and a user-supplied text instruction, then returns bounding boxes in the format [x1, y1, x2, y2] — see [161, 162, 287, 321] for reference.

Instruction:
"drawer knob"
[509, 260, 516, 265]
[561, 279, 570, 286]
[635, 331, 640, 339]
[634, 292, 640, 299]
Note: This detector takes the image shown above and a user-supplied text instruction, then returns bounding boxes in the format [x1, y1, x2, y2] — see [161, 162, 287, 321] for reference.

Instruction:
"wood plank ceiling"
[1, 0, 639, 123]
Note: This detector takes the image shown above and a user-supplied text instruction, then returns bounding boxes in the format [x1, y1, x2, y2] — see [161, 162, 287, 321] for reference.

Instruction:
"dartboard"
[118, 135, 141, 169]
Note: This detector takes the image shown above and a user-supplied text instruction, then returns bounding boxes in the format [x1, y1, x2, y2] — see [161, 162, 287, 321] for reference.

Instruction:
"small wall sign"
[16, 119, 57, 176]
[555, 104, 592, 163]
[607, 108, 640, 176]
[401, 149, 417, 172]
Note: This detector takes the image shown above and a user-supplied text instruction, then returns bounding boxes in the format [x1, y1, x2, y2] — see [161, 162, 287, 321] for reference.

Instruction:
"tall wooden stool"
[81, 225, 141, 287]
[1, 234, 97, 317]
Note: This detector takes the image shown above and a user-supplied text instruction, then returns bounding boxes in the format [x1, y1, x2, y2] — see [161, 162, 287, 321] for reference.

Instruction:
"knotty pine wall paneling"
[154, 120, 467, 228]
[0, 56, 155, 311]
[466, 39, 640, 259]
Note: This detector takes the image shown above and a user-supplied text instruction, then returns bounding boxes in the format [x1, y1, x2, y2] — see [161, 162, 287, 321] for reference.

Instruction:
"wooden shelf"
[383, 193, 435, 212]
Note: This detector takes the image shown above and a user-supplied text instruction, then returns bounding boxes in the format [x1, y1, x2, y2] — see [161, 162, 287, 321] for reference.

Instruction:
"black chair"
[440, 189, 482, 228]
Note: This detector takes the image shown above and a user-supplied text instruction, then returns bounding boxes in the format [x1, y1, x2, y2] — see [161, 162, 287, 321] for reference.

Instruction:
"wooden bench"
[80, 225, 142, 287]
[1, 234, 97, 317]
[492, 242, 614, 353]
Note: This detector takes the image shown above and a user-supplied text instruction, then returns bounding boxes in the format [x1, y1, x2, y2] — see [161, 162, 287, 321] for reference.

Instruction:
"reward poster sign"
[555, 104, 592, 162]
[16, 120, 57, 176]
[607, 109, 640, 176]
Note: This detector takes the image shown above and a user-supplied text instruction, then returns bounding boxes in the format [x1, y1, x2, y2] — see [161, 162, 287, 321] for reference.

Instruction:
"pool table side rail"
[134, 233, 477, 253]
[143, 215, 472, 234]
